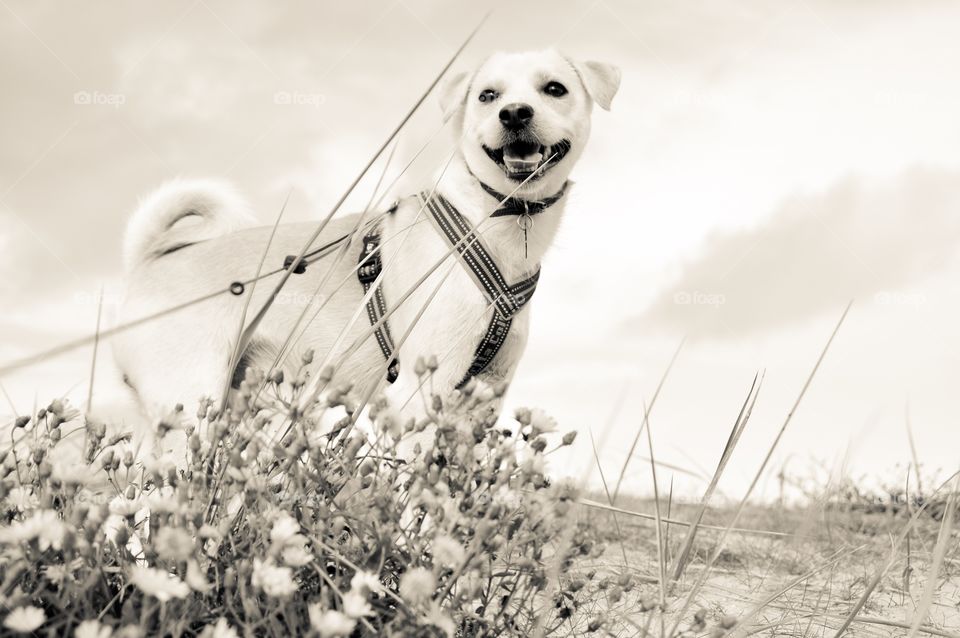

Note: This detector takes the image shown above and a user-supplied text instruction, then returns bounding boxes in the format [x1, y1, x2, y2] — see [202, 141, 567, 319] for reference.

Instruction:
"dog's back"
[114, 182, 383, 425]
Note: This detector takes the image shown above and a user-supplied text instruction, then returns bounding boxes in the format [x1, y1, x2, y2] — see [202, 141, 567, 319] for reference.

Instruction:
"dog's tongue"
[503, 149, 543, 174]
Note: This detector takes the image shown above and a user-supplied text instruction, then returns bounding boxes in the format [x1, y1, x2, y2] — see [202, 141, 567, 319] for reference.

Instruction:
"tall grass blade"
[906, 473, 959, 637]
[590, 429, 629, 566]
[86, 286, 104, 412]
[612, 338, 684, 503]
[667, 301, 853, 637]
[220, 190, 292, 411]
[670, 372, 762, 582]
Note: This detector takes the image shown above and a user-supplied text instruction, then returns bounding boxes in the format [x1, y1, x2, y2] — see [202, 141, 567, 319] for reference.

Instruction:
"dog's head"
[439, 49, 620, 198]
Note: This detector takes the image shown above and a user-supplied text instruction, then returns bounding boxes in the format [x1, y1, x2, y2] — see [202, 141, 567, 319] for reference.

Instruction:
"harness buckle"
[358, 239, 383, 284]
[357, 257, 381, 284]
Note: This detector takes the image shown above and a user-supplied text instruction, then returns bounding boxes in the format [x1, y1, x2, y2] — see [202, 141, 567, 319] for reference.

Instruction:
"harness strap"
[359, 193, 546, 387]
[357, 222, 399, 383]
[420, 192, 538, 318]
[419, 191, 541, 387]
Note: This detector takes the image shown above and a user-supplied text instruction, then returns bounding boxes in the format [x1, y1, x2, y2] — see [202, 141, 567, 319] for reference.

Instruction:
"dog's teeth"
[503, 151, 543, 173]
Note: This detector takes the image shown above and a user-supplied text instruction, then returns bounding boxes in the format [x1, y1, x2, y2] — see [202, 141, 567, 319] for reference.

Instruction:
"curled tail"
[123, 178, 257, 270]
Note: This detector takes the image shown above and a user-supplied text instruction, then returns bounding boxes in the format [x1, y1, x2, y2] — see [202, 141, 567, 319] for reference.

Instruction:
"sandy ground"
[578, 497, 960, 636]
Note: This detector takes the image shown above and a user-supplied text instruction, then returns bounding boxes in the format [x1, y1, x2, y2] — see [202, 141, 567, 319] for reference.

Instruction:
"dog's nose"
[499, 103, 534, 130]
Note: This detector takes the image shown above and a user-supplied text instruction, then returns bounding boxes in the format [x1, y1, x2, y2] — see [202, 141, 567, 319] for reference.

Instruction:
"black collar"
[476, 179, 569, 218]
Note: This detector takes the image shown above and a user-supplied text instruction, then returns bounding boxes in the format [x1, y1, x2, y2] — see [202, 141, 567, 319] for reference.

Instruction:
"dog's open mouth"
[483, 139, 572, 181]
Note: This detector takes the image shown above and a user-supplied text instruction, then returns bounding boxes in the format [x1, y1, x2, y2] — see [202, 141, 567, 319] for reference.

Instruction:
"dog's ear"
[571, 60, 621, 110]
[437, 70, 472, 118]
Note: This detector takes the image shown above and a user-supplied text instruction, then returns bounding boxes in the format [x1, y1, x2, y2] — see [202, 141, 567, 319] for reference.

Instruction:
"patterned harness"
[357, 184, 566, 388]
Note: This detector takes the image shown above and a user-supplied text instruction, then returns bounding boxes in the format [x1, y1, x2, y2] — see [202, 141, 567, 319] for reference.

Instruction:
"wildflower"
[43, 564, 71, 586]
[3, 606, 45, 633]
[251, 559, 297, 597]
[129, 566, 190, 602]
[350, 570, 384, 595]
[186, 560, 212, 593]
[75, 619, 113, 638]
[141, 486, 180, 514]
[4, 486, 37, 511]
[269, 513, 300, 546]
[561, 430, 577, 446]
[341, 589, 373, 618]
[52, 463, 95, 487]
[0, 509, 68, 550]
[108, 494, 141, 518]
[375, 407, 403, 439]
[280, 537, 313, 567]
[422, 602, 456, 638]
[198, 618, 238, 638]
[153, 526, 194, 562]
[308, 605, 356, 637]
[399, 567, 435, 606]
[521, 454, 544, 476]
[528, 408, 557, 435]
[432, 534, 466, 567]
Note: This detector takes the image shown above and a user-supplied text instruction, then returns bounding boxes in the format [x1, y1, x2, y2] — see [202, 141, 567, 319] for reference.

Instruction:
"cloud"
[628, 168, 960, 338]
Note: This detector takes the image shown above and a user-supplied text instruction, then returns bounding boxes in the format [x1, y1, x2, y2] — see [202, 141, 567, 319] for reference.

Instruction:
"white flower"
[3, 606, 45, 633]
[341, 589, 372, 619]
[350, 570, 384, 595]
[141, 486, 180, 514]
[153, 526, 194, 562]
[280, 538, 313, 567]
[142, 453, 177, 477]
[399, 567, 435, 606]
[308, 605, 356, 637]
[269, 513, 300, 546]
[4, 486, 38, 511]
[75, 619, 112, 638]
[528, 408, 557, 435]
[198, 618, 238, 638]
[251, 559, 297, 598]
[129, 566, 190, 602]
[422, 602, 455, 638]
[0, 510, 68, 550]
[431, 534, 465, 567]
[44, 564, 71, 586]
[186, 560, 212, 593]
[52, 463, 95, 487]
[522, 454, 544, 475]
[375, 407, 403, 439]
[492, 485, 520, 510]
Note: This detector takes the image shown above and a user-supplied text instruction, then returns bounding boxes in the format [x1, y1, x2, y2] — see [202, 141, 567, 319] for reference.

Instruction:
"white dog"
[114, 49, 620, 426]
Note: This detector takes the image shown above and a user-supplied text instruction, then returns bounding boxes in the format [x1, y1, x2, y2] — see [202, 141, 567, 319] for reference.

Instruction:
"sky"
[1, 0, 958, 500]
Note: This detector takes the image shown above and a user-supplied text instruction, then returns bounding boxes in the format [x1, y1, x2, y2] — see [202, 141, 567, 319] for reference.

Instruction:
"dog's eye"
[543, 81, 568, 98]
[478, 89, 499, 103]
